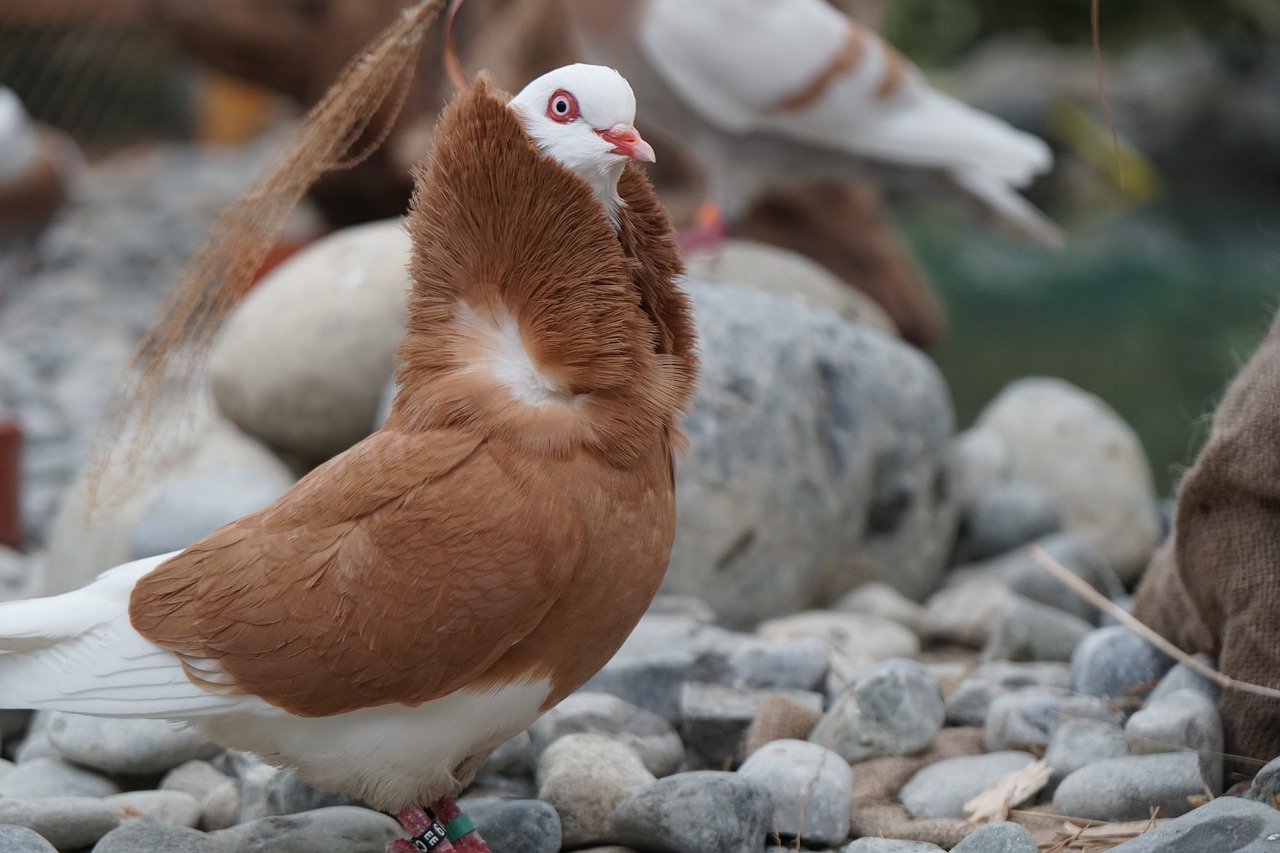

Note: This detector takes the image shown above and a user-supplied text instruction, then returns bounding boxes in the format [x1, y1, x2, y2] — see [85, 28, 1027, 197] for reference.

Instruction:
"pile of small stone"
[3, 567, 1280, 852]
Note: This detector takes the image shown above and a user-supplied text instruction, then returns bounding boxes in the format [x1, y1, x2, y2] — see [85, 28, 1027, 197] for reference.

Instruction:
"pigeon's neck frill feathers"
[385, 77, 696, 466]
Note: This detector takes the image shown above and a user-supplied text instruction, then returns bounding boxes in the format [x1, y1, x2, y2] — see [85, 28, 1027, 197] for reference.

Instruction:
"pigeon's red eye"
[546, 89, 579, 124]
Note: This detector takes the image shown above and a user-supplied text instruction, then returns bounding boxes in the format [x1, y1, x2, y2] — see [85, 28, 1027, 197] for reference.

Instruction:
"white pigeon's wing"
[639, 0, 852, 132]
[0, 552, 276, 718]
[774, 80, 1054, 186]
[639, 0, 1052, 191]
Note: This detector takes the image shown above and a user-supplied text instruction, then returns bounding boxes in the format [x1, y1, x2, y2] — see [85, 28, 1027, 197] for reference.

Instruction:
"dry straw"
[85, 0, 449, 514]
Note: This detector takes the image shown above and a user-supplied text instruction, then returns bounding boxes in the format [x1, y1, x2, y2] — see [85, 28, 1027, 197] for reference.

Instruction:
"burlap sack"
[1132, 308, 1280, 773]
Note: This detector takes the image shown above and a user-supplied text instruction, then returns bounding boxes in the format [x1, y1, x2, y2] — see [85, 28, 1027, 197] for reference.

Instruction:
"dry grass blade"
[85, 0, 448, 515]
[1040, 811, 1165, 851]
[1031, 547, 1280, 703]
[964, 759, 1051, 824]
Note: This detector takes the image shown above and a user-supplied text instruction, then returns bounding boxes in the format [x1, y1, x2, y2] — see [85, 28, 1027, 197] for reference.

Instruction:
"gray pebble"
[610, 771, 773, 853]
[682, 682, 823, 767]
[951, 821, 1039, 853]
[833, 582, 930, 637]
[945, 661, 1071, 727]
[1070, 626, 1174, 699]
[810, 660, 944, 763]
[645, 595, 717, 623]
[1043, 717, 1130, 783]
[199, 781, 242, 831]
[738, 739, 853, 846]
[1052, 752, 1206, 821]
[478, 731, 531, 778]
[92, 819, 219, 853]
[1146, 655, 1221, 707]
[103, 791, 202, 828]
[214, 751, 358, 822]
[0, 826, 56, 853]
[581, 652, 694, 722]
[921, 577, 1014, 648]
[536, 734, 654, 848]
[980, 595, 1094, 663]
[1244, 754, 1280, 804]
[47, 713, 220, 776]
[160, 760, 233, 802]
[0, 797, 121, 850]
[984, 690, 1119, 752]
[208, 806, 400, 853]
[0, 757, 120, 799]
[1125, 688, 1224, 794]
[899, 751, 1036, 819]
[956, 481, 1062, 562]
[845, 840, 944, 852]
[727, 636, 831, 692]
[460, 797, 561, 853]
[527, 693, 684, 777]
[1104, 794, 1280, 851]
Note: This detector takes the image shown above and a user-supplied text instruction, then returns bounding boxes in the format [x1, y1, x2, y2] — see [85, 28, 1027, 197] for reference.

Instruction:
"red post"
[0, 421, 21, 548]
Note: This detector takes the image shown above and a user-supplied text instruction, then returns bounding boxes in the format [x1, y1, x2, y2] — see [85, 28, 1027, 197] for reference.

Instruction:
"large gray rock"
[460, 798, 561, 853]
[208, 807, 401, 853]
[683, 239, 897, 334]
[899, 751, 1036, 820]
[536, 734, 654, 848]
[964, 378, 1161, 583]
[610, 771, 773, 853]
[0, 757, 120, 799]
[0, 797, 121, 850]
[1053, 752, 1207, 821]
[92, 819, 219, 853]
[666, 281, 958, 626]
[526, 693, 684, 778]
[0, 825, 56, 853]
[1106, 795, 1280, 852]
[738, 739, 854, 846]
[44, 401, 294, 594]
[209, 219, 411, 464]
[810, 660, 944, 763]
[47, 713, 220, 777]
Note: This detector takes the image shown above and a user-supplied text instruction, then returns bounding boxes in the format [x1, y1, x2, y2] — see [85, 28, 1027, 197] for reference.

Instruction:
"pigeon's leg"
[389, 806, 456, 852]
[427, 797, 491, 853]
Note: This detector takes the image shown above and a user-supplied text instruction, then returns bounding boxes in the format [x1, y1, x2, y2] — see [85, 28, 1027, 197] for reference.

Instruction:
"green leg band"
[445, 814, 476, 841]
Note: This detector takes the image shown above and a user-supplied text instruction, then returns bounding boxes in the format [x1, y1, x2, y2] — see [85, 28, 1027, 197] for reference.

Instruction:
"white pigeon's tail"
[951, 168, 1065, 249]
[0, 553, 260, 718]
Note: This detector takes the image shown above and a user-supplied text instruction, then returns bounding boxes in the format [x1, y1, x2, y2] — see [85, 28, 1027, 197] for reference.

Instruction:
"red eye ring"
[546, 89, 580, 124]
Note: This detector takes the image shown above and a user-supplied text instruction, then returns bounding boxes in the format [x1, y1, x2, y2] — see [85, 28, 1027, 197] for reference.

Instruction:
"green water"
[904, 198, 1279, 495]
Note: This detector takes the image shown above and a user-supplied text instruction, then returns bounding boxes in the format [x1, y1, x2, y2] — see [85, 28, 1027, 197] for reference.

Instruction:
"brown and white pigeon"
[566, 0, 1064, 247]
[0, 64, 696, 853]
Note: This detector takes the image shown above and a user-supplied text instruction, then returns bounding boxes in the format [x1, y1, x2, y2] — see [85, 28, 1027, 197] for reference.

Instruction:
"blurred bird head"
[510, 63, 655, 222]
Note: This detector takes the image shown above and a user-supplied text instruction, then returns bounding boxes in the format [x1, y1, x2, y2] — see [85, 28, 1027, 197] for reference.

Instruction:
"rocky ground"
[0, 105, 1272, 852]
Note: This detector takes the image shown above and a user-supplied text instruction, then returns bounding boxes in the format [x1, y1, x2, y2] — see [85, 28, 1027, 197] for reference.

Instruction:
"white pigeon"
[0, 62, 687, 853]
[565, 0, 1064, 247]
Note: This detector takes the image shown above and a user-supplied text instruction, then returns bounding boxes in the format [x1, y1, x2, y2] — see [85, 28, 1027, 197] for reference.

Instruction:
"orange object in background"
[0, 422, 21, 549]
[197, 74, 279, 146]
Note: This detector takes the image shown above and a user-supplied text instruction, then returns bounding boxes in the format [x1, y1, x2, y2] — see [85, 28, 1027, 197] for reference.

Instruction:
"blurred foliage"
[903, 199, 1280, 495]
[883, 0, 1280, 66]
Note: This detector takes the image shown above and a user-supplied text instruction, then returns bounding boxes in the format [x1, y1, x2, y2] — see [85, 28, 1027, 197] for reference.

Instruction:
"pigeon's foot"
[677, 202, 728, 255]
[389, 805, 455, 852]
[388, 799, 490, 853]
[427, 797, 491, 853]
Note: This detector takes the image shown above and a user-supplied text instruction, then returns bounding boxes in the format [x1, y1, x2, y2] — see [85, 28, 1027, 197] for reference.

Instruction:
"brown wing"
[129, 429, 586, 717]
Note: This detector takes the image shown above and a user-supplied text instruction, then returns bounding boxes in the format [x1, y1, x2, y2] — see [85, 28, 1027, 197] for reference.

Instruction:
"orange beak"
[596, 123, 656, 163]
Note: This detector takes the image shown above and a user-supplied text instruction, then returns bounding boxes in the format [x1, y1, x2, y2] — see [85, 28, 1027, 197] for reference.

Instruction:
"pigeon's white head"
[509, 63, 655, 224]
